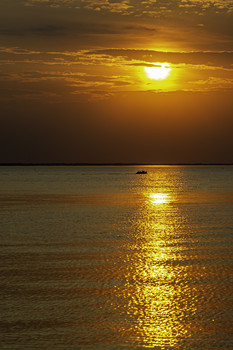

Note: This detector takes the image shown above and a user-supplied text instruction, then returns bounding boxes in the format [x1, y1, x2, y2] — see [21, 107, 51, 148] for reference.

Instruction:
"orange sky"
[0, 0, 233, 163]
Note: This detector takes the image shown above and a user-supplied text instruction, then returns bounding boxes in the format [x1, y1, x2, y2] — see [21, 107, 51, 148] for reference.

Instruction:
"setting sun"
[144, 63, 171, 80]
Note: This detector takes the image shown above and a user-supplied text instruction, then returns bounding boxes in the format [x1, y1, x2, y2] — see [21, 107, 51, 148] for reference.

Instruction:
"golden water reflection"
[127, 187, 190, 348]
[149, 192, 171, 205]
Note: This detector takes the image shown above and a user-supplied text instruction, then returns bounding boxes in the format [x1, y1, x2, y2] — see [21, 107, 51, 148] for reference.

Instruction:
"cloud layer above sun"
[23, 0, 233, 13]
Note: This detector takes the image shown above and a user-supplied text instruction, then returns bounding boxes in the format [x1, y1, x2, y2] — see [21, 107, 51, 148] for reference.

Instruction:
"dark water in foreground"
[0, 166, 233, 350]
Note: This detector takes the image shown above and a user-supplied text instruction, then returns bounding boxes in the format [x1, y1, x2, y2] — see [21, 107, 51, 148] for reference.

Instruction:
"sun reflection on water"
[124, 182, 189, 349]
[149, 192, 171, 205]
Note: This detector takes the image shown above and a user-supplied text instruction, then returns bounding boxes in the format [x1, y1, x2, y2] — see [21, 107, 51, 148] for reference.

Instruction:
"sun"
[144, 62, 171, 80]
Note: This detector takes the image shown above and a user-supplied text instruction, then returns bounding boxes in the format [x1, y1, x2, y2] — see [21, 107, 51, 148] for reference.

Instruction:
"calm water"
[0, 166, 233, 350]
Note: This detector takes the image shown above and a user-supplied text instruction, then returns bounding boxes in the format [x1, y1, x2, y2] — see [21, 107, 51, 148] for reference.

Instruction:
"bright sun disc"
[144, 62, 171, 80]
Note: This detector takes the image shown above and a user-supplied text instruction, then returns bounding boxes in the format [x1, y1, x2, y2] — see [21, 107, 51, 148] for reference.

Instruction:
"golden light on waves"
[144, 63, 171, 80]
[129, 188, 185, 348]
[149, 192, 170, 204]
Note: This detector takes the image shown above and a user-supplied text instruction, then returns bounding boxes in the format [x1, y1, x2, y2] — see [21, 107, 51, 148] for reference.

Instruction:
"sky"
[1, 0, 233, 164]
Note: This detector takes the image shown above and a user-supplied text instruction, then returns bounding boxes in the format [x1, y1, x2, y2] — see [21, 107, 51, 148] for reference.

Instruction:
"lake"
[0, 165, 233, 349]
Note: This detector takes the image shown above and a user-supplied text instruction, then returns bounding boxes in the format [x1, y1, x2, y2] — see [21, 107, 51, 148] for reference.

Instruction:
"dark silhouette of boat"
[136, 170, 147, 174]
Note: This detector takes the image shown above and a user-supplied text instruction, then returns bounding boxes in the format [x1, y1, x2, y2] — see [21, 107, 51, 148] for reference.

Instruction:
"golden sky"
[1, 0, 233, 163]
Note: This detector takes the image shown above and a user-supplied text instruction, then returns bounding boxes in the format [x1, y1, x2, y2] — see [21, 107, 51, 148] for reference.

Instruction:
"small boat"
[136, 170, 147, 174]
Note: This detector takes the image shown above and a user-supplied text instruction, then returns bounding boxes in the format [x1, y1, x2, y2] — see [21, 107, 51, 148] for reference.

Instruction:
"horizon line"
[0, 163, 233, 166]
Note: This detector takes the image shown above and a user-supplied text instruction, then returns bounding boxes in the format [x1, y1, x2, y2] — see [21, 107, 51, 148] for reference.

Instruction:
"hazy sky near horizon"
[1, 0, 233, 163]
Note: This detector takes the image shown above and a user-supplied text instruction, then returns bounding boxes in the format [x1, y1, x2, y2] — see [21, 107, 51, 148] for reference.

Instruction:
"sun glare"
[150, 193, 170, 204]
[144, 63, 171, 80]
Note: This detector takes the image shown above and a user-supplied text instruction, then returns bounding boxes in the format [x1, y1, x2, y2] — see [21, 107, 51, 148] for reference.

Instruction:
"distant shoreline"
[0, 163, 233, 166]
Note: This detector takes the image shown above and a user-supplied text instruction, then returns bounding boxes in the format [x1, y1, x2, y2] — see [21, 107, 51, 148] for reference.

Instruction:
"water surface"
[1, 166, 233, 349]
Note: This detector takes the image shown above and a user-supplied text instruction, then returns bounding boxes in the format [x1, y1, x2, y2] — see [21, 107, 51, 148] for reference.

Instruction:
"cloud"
[0, 62, 132, 103]
[0, 21, 157, 38]
[86, 49, 233, 69]
[2, 46, 233, 71]
[24, 0, 133, 14]
[0, 46, 41, 54]
[82, 0, 132, 14]
[22, 0, 233, 15]
[1, 0, 233, 52]
[0, 25, 67, 38]
[29, 25, 68, 35]
[1, 46, 233, 101]
[192, 76, 233, 89]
